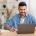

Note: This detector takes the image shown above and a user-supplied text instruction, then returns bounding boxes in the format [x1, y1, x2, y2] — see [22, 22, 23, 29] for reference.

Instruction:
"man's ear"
[18, 7, 19, 9]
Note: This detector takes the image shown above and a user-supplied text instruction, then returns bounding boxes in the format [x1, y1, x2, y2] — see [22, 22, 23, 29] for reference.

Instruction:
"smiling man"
[4, 2, 36, 32]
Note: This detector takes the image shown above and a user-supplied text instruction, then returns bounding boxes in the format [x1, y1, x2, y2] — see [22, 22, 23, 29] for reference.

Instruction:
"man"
[4, 2, 36, 32]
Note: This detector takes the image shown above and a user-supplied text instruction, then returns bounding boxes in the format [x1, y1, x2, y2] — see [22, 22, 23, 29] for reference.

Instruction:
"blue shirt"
[5, 13, 36, 28]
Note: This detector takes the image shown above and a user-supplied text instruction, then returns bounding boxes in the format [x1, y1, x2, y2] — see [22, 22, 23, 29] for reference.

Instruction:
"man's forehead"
[19, 6, 27, 9]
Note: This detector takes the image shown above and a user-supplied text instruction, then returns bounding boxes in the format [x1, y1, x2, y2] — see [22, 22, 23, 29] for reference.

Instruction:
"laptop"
[17, 24, 35, 34]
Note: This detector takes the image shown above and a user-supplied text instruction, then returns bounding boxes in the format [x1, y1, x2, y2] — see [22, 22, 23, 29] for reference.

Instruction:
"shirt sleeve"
[28, 14, 36, 24]
[31, 16, 36, 24]
[4, 18, 14, 27]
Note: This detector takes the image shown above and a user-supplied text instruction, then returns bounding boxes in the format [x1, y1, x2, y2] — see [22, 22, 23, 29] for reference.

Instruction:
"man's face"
[18, 6, 27, 16]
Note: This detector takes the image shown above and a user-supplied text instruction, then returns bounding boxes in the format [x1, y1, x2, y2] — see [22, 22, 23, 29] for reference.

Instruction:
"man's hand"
[10, 28, 15, 32]
[4, 24, 18, 32]
[9, 27, 18, 32]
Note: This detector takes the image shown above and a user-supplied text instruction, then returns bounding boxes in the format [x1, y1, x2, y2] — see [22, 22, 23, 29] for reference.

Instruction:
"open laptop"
[17, 24, 35, 34]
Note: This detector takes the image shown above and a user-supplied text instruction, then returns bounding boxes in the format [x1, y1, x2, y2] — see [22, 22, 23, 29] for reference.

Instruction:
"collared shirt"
[20, 17, 25, 24]
[5, 13, 36, 28]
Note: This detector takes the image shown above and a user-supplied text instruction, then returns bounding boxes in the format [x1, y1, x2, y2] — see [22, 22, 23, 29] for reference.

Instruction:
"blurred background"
[0, 0, 36, 29]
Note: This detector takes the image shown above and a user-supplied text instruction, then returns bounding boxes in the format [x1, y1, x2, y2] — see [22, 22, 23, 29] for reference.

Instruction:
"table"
[0, 27, 36, 36]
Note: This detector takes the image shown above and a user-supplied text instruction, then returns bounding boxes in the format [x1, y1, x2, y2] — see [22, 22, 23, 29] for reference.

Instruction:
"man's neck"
[19, 14, 26, 18]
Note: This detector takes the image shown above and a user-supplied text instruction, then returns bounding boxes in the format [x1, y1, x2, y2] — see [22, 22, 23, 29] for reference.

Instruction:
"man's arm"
[31, 16, 36, 24]
[4, 18, 16, 32]
[4, 18, 12, 30]
[28, 14, 36, 24]
[4, 24, 11, 30]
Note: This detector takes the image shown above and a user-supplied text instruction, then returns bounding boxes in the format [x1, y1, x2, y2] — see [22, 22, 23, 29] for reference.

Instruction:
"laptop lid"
[17, 24, 35, 34]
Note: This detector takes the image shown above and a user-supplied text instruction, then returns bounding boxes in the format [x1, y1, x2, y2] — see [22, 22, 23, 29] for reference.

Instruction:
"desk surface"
[0, 27, 36, 36]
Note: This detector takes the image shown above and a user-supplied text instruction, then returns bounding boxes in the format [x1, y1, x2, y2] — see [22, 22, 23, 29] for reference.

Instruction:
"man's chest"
[14, 17, 31, 24]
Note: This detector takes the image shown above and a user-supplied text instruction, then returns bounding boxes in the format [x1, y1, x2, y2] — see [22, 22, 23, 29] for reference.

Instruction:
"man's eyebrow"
[21, 9, 25, 10]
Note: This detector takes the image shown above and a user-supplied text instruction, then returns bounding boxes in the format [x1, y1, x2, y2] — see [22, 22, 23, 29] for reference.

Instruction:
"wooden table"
[0, 27, 36, 36]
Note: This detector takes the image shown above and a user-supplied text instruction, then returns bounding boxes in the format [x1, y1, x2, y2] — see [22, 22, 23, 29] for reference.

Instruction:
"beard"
[19, 12, 26, 17]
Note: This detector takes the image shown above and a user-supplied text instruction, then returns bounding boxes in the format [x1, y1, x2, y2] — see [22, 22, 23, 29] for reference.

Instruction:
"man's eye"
[24, 9, 25, 10]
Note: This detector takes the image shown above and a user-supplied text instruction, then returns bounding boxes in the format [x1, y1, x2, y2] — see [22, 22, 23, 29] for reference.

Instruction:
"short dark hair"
[19, 2, 27, 7]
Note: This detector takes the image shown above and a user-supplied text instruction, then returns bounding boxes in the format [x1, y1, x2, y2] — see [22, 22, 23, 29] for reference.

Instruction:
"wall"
[0, 0, 36, 24]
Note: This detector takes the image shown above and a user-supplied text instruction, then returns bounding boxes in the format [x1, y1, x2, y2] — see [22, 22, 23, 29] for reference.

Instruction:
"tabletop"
[0, 27, 36, 36]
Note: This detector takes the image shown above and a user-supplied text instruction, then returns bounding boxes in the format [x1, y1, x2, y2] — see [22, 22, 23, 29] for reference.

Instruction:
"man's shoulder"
[26, 13, 33, 19]
[10, 14, 19, 20]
